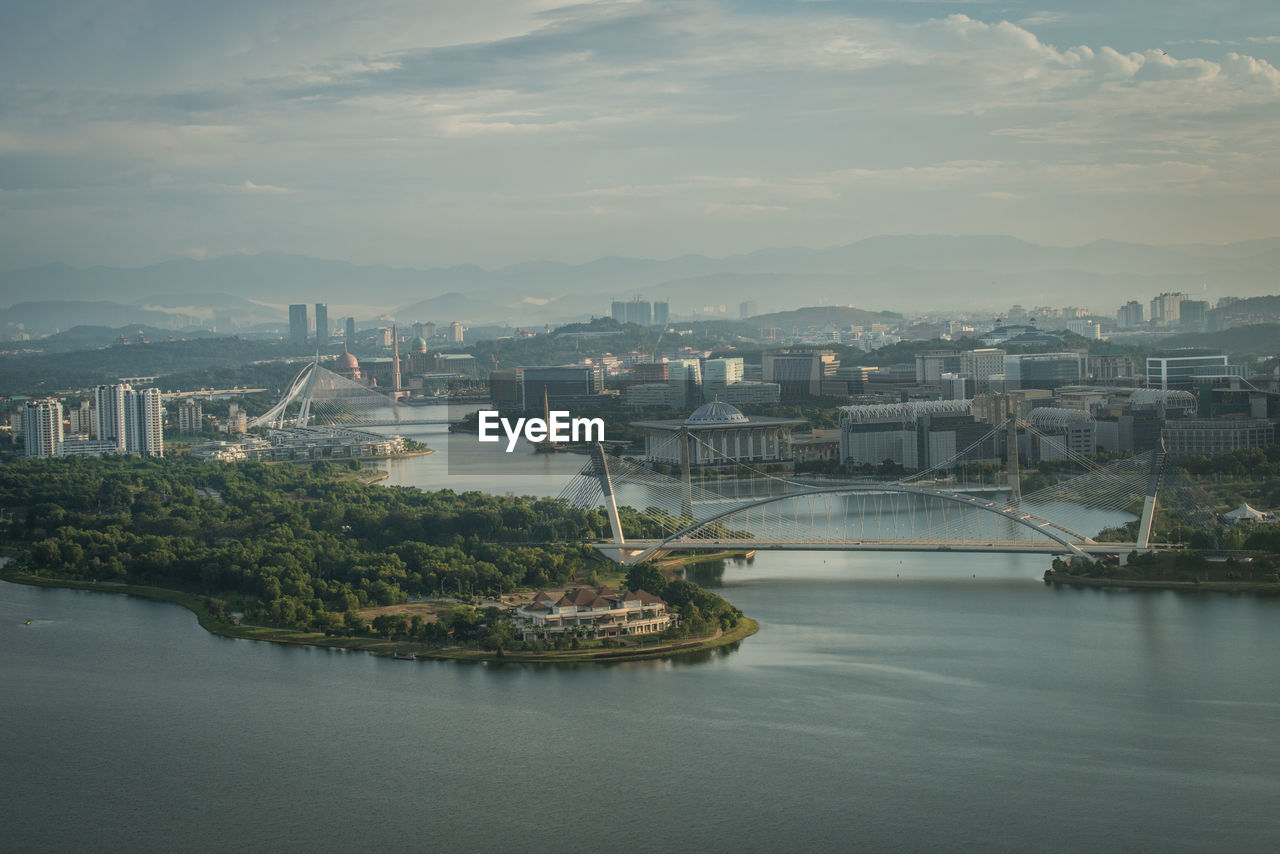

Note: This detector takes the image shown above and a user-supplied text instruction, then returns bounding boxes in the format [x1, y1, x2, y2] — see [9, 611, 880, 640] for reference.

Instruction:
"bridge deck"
[596, 540, 1145, 558]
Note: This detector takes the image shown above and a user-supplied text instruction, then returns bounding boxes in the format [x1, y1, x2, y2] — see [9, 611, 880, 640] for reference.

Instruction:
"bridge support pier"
[1135, 444, 1166, 550]
[593, 443, 626, 549]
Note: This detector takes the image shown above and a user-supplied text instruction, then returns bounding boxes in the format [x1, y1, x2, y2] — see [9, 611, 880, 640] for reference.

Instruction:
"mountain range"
[3, 234, 1278, 336]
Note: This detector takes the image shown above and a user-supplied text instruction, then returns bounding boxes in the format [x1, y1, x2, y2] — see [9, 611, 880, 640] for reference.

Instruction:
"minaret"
[391, 323, 402, 398]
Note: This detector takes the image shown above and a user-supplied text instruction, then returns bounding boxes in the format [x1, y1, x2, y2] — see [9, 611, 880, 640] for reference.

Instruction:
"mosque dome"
[685, 400, 748, 425]
[411, 336, 428, 353]
[334, 347, 361, 379]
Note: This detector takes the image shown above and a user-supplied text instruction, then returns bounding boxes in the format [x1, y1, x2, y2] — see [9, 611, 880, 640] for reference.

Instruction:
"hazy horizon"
[4, 1, 1280, 272]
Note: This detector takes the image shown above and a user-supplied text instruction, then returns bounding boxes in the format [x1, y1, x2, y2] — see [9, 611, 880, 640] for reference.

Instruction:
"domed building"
[633, 401, 806, 467]
[411, 336, 428, 353]
[333, 345, 361, 381]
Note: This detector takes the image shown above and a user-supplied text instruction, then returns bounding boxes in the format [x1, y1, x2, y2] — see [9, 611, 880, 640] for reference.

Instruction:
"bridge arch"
[623, 483, 1097, 564]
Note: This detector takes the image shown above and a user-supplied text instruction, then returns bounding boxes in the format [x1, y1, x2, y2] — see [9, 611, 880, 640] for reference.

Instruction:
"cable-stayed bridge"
[249, 360, 460, 429]
[559, 418, 1214, 565]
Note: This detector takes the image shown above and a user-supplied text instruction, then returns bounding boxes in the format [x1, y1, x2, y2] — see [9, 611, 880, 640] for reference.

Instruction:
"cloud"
[1019, 11, 1064, 27]
[2, 2, 1280, 268]
[240, 180, 294, 194]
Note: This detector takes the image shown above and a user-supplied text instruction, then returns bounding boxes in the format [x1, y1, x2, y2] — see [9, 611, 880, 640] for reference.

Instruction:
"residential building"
[1149, 292, 1186, 326]
[1116, 301, 1144, 329]
[125, 387, 164, 457]
[1179, 300, 1208, 327]
[94, 384, 128, 452]
[448, 321, 465, 343]
[23, 399, 63, 458]
[1066, 319, 1102, 339]
[653, 301, 669, 327]
[67, 401, 93, 437]
[177, 399, 203, 435]
[289, 304, 308, 345]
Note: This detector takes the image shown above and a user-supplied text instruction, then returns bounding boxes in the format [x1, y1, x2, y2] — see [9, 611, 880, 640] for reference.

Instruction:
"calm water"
[3, 410, 1279, 851]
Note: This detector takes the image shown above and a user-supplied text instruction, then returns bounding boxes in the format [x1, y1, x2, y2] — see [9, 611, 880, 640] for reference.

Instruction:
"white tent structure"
[1224, 503, 1267, 523]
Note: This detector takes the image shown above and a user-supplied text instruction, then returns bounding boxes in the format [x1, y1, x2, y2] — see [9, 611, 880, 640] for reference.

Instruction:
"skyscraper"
[177, 399, 203, 434]
[23, 399, 63, 458]
[125, 387, 164, 457]
[653, 300, 670, 327]
[289, 304, 308, 345]
[94, 383, 127, 452]
[315, 303, 329, 348]
[346, 317, 357, 346]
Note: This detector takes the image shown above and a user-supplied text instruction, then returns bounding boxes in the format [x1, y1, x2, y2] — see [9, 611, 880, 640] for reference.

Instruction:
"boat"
[392, 652, 418, 661]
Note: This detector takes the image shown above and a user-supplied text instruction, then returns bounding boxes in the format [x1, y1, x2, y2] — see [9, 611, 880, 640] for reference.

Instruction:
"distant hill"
[394, 292, 511, 325]
[746, 305, 902, 330]
[0, 324, 226, 354]
[5, 235, 1280, 334]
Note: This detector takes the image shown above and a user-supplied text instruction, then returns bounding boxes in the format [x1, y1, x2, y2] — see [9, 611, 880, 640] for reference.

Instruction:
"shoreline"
[1044, 570, 1280, 596]
[0, 568, 757, 664]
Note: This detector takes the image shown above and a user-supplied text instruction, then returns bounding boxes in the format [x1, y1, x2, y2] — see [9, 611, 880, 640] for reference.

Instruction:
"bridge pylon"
[1135, 441, 1166, 550]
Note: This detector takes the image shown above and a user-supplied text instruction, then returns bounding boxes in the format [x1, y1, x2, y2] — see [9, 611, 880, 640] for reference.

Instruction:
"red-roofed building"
[514, 586, 673, 641]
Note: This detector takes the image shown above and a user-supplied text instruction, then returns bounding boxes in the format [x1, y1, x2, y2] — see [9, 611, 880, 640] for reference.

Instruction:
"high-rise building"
[94, 384, 128, 452]
[23, 399, 63, 458]
[126, 387, 164, 457]
[1149, 292, 1186, 326]
[289, 304, 309, 345]
[941, 372, 975, 401]
[1116, 301, 1144, 329]
[448, 321, 464, 343]
[67, 401, 93, 437]
[611, 298, 653, 325]
[653, 301, 669, 328]
[315, 303, 329, 347]
[763, 352, 839, 400]
[667, 359, 703, 408]
[1002, 353, 1087, 390]
[960, 348, 1006, 393]
[177, 399, 203, 435]
[346, 317, 357, 345]
[1180, 300, 1208, 327]
[702, 358, 745, 401]
[517, 366, 606, 409]
[915, 350, 962, 387]
[740, 301, 758, 320]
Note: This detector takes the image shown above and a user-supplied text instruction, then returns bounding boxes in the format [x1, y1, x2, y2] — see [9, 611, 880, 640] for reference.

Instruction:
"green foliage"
[625, 564, 666, 595]
[0, 456, 604, 635]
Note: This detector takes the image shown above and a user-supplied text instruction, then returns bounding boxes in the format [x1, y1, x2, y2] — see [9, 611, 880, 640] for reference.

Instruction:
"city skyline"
[3, 1, 1280, 273]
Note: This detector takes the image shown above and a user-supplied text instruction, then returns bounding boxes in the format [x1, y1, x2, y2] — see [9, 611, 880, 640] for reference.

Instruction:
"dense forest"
[0, 456, 738, 644]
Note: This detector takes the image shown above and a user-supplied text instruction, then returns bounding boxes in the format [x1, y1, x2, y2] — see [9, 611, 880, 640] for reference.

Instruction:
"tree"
[625, 564, 666, 594]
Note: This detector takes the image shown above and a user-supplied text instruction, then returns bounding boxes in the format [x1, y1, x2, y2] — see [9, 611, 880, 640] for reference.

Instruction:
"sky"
[2, 0, 1280, 271]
